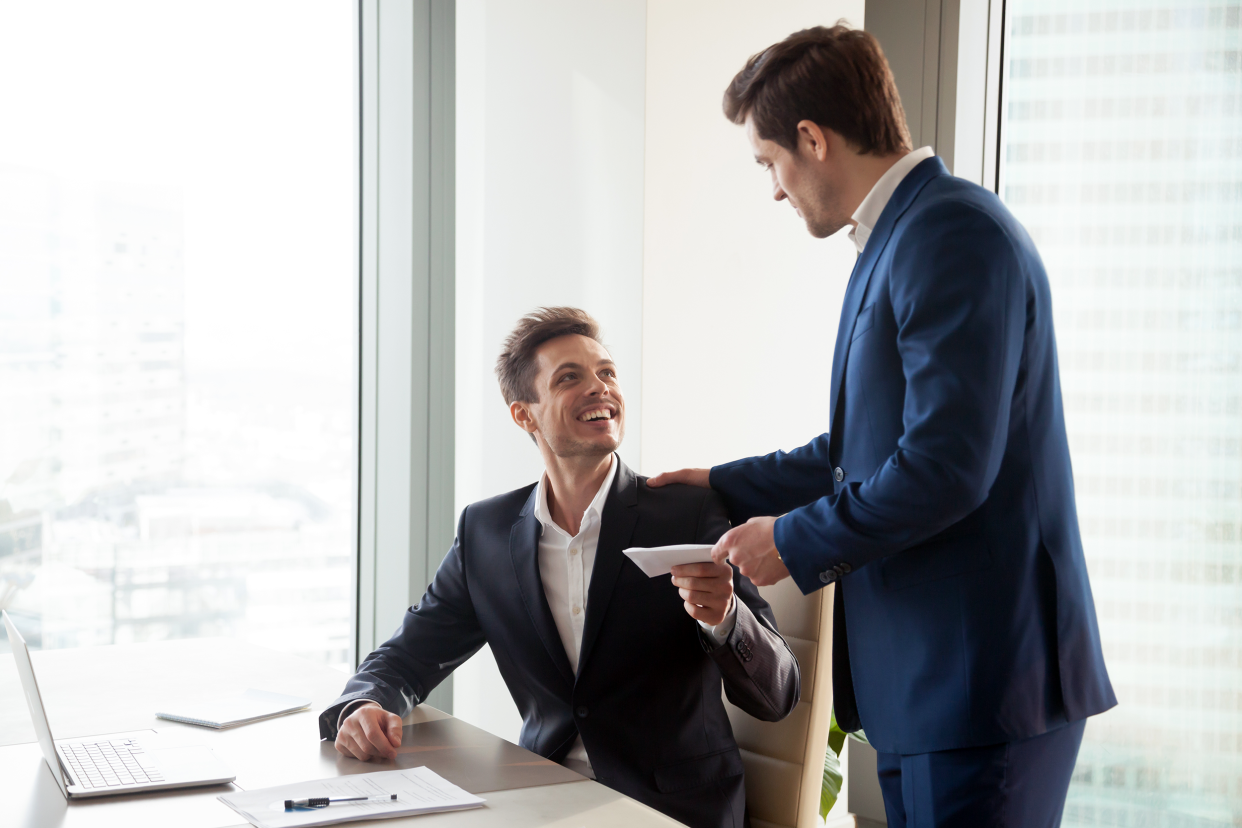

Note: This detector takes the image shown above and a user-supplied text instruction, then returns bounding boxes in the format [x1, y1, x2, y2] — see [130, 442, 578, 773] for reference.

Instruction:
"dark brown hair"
[723, 23, 911, 156]
[495, 307, 604, 405]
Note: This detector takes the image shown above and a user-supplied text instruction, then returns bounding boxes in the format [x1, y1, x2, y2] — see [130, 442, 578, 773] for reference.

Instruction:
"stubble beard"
[805, 211, 848, 239]
[801, 170, 851, 239]
[541, 419, 625, 459]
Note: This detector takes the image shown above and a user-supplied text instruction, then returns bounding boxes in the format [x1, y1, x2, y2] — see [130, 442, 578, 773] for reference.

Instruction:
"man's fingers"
[671, 562, 730, 578]
[672, 575, 728, 593]
[358, 714, 397, 760]
[385, 713, 404, 747]
[679, 587, 725, 607]
[683, 600, 726, 626]
[336, 730, 366, 760]
[711, 527, 739, 564]
[342, 725, 375, 761]
[648, 468, 710, 488]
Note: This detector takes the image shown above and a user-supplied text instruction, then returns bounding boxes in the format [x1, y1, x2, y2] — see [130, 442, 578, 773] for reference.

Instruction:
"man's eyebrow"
[553, 359, 615, 373]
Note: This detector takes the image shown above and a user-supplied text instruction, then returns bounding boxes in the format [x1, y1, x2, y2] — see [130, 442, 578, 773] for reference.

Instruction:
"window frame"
[356, 0, 456, 712]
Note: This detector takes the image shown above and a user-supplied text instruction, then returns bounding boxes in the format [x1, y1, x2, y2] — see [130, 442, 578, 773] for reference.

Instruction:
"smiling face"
[512, 333, 624, 459]
[747, 115, 852, 239]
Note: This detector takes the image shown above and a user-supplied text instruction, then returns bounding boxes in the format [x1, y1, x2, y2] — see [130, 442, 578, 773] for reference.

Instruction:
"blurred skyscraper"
[0, 166, 352, 668]
[1002, 2, 1242, 824]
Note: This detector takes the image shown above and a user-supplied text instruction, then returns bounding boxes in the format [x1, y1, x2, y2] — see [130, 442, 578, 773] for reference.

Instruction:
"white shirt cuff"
[337, 699, 381, 730]
[697, 599, 738, 648]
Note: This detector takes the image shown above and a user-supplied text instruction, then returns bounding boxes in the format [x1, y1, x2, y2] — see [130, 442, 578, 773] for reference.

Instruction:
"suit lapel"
[575, 458, 639, 679]
[508, 489, 575, 688]
[827, 156, 948, 419]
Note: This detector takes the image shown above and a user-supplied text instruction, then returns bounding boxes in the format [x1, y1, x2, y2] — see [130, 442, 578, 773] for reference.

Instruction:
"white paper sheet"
[622, 543, 716, 577]
[157, 688, 312, 729]
[218, 766, 485, 828]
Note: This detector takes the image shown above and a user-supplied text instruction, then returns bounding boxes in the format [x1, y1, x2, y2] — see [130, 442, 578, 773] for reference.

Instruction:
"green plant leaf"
[821, 707, 868, 819]
[828, 708, 847, 755]
[820, 736, 843, 819]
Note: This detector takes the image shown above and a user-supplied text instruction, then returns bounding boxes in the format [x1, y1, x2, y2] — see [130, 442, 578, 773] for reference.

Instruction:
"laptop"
[3, 610, 236, 798]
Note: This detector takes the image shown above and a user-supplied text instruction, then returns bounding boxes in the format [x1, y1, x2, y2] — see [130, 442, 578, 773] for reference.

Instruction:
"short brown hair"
[723, 23, 911, 156]
[495, 307, 604, 405]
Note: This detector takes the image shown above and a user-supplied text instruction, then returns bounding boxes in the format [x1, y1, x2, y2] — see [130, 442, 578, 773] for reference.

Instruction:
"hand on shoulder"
[647, 467, 710, 488]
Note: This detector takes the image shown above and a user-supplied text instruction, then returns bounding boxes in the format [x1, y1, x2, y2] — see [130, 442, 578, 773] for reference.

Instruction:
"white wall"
[453, 0, 647, 744]
[641, 0, 863, 475]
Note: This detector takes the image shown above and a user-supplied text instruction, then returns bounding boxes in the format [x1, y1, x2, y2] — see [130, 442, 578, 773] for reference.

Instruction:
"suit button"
[576, 706, 589, 718]
[840, 563, 852, 574]
[834, 467, 845, 482]
[819, 570, 836, 584]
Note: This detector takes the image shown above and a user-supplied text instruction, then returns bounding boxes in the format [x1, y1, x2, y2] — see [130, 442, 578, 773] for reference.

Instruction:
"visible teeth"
[581, 409, 611, 421]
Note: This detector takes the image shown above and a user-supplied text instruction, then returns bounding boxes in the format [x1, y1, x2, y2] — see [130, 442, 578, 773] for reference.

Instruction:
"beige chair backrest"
[727, 579, 834, 828]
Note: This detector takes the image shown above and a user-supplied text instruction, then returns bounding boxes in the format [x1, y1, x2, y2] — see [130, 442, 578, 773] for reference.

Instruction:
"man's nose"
[585, 373, 608, 396]
[773, 182, 787, 202]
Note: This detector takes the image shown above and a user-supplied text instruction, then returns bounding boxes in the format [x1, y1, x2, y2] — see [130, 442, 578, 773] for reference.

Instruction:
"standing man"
[651, 25, 1115, 827]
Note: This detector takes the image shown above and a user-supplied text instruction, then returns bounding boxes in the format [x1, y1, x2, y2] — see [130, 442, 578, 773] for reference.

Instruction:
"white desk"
[0, 639, 683, 828]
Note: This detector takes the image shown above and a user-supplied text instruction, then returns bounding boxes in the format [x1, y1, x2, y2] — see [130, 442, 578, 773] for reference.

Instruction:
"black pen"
[285, 794, 397, 809]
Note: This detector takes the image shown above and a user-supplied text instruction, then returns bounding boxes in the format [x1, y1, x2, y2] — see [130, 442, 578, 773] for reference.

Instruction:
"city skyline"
[1003, 1, 1242, 824]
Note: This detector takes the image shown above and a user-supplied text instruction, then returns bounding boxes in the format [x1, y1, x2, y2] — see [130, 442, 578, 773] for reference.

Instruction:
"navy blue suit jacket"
[320, 459, 800, 828]
[710, 157, 1115, 755]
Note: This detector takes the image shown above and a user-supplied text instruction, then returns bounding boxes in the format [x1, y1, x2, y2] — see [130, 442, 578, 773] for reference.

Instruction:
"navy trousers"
[875, 719, 1086, 828]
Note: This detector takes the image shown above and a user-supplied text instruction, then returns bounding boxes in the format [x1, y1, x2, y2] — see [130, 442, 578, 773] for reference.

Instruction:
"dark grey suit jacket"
[320, 458, 799, 828]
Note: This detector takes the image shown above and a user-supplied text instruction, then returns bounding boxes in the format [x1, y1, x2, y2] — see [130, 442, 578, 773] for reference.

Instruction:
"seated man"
[319, 307, 799, 828]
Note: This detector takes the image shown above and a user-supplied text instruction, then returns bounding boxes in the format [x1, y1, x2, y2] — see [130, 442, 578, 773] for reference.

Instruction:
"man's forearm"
[710, 433, 836, 523]
[710, 600, 800, 722]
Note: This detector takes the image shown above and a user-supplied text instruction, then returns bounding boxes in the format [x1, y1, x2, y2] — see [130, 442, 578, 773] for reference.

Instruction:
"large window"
[1001, 1, 1242, 823]
[0, 2, 357, 670]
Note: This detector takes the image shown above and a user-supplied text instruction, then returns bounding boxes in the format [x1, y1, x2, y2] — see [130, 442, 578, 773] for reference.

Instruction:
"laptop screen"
[3, 611, 69, 796]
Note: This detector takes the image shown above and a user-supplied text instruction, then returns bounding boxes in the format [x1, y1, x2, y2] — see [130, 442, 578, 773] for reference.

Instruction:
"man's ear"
[795, 120, 831, 162]
[510, 400, 539, 438]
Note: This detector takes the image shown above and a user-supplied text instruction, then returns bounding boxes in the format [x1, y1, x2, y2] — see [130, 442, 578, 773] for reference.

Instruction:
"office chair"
[725, 580, 835, 828]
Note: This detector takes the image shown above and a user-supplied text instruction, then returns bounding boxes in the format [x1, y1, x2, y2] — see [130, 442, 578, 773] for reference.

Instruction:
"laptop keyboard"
[62, 738, 165, 789]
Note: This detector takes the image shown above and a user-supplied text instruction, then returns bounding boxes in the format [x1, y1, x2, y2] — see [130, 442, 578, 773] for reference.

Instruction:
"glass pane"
[0, 1, 357, 671]
[1001, 1, 1241, 824]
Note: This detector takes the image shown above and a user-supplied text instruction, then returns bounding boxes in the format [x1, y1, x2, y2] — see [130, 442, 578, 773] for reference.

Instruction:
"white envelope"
[622, 544, 716, 577]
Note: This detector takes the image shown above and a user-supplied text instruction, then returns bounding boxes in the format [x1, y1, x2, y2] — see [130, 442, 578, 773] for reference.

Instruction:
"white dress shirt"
[849, 146, 935, 254]
[533, 453, 735, 777]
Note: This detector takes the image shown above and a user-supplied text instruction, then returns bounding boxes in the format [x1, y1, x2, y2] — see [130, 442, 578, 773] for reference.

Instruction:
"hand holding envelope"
[623, 544, 736, 626]
[622, 544, 716, 577]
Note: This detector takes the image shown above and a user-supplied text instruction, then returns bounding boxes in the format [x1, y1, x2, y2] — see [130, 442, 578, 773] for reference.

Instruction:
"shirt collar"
[533, 453, 618, 537]
[848, 146, 935, 254]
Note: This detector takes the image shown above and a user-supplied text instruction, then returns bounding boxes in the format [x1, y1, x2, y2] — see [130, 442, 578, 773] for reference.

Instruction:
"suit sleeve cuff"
[774, 512, 830, 595]
[697, 598, 739, 648]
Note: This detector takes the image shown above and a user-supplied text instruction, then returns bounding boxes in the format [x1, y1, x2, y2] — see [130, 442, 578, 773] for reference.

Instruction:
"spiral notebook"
[156, 688, 312, 729]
